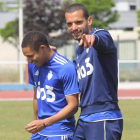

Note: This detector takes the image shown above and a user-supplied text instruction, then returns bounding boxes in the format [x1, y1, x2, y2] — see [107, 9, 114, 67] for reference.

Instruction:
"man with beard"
[64, 3, 123, 140]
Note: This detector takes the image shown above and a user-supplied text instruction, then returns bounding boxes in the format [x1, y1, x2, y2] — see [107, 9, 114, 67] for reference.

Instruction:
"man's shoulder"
[60, 60, 74, 71]
[58, 61, 75, 76]
[91, 28, 106, 34]
[53, 53, 72, 66]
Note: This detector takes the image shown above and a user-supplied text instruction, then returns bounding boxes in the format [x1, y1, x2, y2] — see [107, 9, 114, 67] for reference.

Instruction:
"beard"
[72, 23, 89, 42]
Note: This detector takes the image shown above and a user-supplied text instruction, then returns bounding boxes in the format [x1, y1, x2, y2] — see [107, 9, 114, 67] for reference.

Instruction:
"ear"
[40, 45, 46, 50]
[88, 16, 92, 26]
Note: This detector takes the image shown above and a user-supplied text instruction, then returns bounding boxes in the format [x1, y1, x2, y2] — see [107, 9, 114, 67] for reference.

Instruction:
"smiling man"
[65, 9, 91, 42]
[64, 3, 123, 140]
[22, 31, 79, 140]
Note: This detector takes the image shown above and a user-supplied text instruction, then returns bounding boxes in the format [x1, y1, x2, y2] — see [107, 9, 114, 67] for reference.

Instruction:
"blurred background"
[0, 0, 140, 90]
[0, 1, 140, 140]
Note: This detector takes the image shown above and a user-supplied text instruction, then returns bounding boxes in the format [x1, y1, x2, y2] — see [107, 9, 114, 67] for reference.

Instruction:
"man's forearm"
[33, 98, 38, 120]
[43, 94, 78, 127]
[33, 86, 38, 120]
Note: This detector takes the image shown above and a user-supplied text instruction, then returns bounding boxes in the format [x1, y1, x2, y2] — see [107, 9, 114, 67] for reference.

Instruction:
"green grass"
[0, 100, 140, 140]
[119, 100, 140, 140]
[0, 101, 32, 140]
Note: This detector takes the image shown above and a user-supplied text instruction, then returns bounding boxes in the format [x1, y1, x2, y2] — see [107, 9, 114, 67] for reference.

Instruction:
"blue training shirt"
[73, 28, 122, 119]
[28, 52, 79, 136]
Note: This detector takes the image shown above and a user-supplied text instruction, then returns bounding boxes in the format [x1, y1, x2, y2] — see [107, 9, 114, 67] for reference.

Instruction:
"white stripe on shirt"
[56, 54, 68, 63]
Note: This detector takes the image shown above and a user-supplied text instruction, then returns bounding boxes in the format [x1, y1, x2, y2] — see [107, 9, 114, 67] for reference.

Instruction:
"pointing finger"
[79, 34, 86, 46]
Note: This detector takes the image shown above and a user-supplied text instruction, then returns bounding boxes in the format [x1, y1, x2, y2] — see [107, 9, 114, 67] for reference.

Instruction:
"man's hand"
[79, 34, 95, 49]
[49, 45, 57, 52]
[25, 120, 44, 134]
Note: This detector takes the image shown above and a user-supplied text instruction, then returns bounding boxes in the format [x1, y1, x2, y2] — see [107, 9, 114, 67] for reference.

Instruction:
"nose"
[72, 23, 78, 31]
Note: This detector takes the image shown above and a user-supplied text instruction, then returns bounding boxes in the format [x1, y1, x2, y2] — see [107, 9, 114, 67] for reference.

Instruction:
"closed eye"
[27, 55, 34, 58]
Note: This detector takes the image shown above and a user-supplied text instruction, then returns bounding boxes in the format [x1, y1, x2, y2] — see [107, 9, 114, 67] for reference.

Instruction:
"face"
[65, 10, 92, 41]
[22, 45, 47, 67]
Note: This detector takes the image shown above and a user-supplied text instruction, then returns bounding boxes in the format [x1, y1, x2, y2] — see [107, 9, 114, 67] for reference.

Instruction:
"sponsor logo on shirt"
[48, 70, 53, 80]
[86, 48, 89, 53]
[77, 57, 94, 81]
[34, 70, 39, 76]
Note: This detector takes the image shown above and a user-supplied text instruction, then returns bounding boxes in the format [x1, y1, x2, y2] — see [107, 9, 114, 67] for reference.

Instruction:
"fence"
[116, 40, 140, 82]
[0, 61, 28, 84]
[0, 39, 140, 84]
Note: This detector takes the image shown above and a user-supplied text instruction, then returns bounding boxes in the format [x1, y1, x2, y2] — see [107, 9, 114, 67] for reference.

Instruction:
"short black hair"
[21, 31, 49, 51]
[65, 3, 89, 19]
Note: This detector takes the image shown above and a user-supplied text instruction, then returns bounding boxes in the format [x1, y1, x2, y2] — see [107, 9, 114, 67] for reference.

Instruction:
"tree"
[0, 0, 119, 47]
[74, 0, 119, 29]
[24, 0, 64, 34]
[0, 2, 4, 11]
[0, 20, 18, 48]
[136, 10, 140, 39]
[0, 0, 72, 48]
[23, 0, 72, 47]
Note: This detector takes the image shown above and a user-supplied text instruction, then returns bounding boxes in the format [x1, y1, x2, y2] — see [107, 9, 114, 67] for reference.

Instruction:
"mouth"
[71, 32, 82, 40]
[72, 31, 81, 36]
[72, 33, 81, 39]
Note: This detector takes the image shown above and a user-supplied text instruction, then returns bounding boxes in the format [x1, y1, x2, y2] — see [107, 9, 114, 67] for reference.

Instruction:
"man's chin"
[73, 36, 81, 41]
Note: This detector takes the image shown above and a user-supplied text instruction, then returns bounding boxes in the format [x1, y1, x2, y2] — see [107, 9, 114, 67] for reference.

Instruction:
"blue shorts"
[73, 119, 123, 140]
[30, 133, 73, 140]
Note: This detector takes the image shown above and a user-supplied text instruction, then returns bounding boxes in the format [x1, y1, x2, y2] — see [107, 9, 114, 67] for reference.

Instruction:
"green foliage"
[136, 10, 140, 39]
[0, 1, 19, 47]
[0, 0, 72, 47]
[136, 10, 140, 25]
[0, 2, 4, 11]
[0, 0, 119, 47]
[138, 30, 140, 39]
[74, 0, 119, 29]
[0, 20, 18, 47]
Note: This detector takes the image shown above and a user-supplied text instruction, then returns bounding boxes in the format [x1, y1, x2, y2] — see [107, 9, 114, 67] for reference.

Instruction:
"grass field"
[0, 100, 140, 140]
